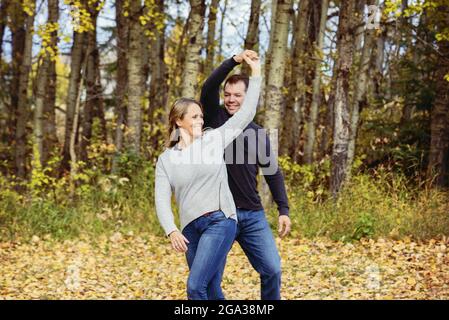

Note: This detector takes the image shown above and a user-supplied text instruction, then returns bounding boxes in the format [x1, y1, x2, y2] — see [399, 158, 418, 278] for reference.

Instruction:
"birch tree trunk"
[279, 0, 309, 160]
[260, 0, 292, 207]
[42, 0, 59, 165]
[264, 0, 278, 91]
[70, 60, 88, 198]
[303, 0, 329, 164]
[126, 0, 145, 153]
[61, 31, 86, 172]
[181, 0, 206, 98]
[204, 0, 219, 76]
[264, 0, 292, 131]
[0, 0, 8, 64]
[218, 0, 228, 60]
[241, 0, 261, 75]
[34, 61, 47, 168]
[14, 4, 35, 179]
[80, 5, 100, 163]
[346, 0, 378, 176]
[112, 0, 128, 172]
[148, 0, 168, 153]
[330, 0, 356, 197]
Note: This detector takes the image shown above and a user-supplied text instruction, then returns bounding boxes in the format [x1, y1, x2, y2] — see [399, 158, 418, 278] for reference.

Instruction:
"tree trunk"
[263, 0, 292, 132]
[204, 0, 219, 76]
[34, 60, 48, 168]
[330, 0, 356, 197]
[264, 0, 278, 91]
[112, 0, 128, 172]
[427, 60, 449, 187]
[8, 0, 26, 156]
[61, 31, 86, 172]
[427, 6, 449, 188]
[14, 5, 35, 179]
[181, 0, 206, 98]
[241, 0, 261, 75]
[346, 0, 378, 176]
[303, 0, 329, 164]
[218, 0, 228, 60]
[279, 0, 309, 161]
[70, 59, 88, 198]
[0, 0, 8, 63]
[42, 0, 59, 166]
[79, 5, 100, 163]
[126, 0, 145, 153]
[148, 0, 168, 154]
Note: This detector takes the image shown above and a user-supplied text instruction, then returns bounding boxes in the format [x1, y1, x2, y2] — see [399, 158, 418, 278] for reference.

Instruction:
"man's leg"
[236, 209, 281, 300]
[206, 255, 227, 300]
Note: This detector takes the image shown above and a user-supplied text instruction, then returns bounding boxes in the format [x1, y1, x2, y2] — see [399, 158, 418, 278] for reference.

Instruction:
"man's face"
[224, 81, 247, 115]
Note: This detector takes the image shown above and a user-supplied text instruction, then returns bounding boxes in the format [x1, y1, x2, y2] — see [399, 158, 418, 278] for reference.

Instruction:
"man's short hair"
[224, 74, 249, 92]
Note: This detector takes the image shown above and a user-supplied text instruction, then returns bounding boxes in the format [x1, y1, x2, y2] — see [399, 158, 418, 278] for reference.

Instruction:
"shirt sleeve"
[154, 158, 179, 236]
[258, 131, 290, 216]
[200, 57, 240, 128]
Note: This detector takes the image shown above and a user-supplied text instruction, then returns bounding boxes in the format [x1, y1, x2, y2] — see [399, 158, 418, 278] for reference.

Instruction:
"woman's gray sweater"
[155, 76, 262, 235]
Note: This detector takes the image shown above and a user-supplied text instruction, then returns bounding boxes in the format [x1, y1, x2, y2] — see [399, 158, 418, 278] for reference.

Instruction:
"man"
[200, 50, 291, 300]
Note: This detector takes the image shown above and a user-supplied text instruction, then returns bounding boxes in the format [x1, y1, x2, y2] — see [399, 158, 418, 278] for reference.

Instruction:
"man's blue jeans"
[182, 210, 236, 300]
[235, 209, 282, 300]
[210, 209, 282, 300]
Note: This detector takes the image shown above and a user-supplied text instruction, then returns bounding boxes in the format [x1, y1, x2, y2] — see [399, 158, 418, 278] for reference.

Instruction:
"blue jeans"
[182, 210, 236, 300]
[235, 209, 282, 300]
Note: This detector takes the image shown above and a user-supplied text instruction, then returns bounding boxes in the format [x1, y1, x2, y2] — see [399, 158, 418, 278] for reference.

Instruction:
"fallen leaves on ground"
[0, 234, 448, 299]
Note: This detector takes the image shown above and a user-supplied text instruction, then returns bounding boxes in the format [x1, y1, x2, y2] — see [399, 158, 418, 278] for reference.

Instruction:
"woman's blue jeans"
[182, 210, 236, 300]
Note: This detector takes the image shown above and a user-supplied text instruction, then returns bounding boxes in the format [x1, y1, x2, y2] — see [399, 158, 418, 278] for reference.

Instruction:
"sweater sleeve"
[154, 157, 179, 236]
[210, 76, 262, 149]
[200, 57, 240, 128]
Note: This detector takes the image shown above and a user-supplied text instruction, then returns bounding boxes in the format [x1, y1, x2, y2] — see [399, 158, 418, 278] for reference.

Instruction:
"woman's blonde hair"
[166, 98, 204, 148]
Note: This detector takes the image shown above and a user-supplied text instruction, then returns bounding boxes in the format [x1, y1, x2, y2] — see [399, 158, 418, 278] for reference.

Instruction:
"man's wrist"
[232, 55, 242, 64]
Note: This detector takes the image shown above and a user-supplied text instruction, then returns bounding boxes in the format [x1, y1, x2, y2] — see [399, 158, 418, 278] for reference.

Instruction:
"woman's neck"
[178, 132, 193, 149]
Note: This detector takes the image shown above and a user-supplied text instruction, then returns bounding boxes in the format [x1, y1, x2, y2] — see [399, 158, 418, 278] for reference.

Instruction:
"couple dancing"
[155, 50, 291, 300]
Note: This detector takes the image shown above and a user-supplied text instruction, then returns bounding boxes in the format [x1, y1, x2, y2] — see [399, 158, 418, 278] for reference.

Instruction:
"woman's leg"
[183, 220, 201, 275]
[185, 211, 236, 300]
[184, 218, 230, 300]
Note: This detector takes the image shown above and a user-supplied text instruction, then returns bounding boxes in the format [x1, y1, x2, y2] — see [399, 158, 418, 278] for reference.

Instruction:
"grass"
[1, 157, 448, 242]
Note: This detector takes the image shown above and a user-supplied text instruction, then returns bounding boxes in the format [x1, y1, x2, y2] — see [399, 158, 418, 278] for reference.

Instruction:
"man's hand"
[233, 49, 258, 64]
[169, 230, 190, 252]
[241, 52, 261, 77]
[278, 215, 291, 238]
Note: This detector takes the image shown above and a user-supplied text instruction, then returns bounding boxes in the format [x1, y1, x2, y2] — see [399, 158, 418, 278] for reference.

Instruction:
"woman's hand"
[233, 49, 258, 63]
[169, 230, 190, 252]
[242, 52, 261, 77]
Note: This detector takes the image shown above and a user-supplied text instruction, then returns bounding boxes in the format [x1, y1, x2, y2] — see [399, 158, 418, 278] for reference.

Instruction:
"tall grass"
[0, 155, 448, 241]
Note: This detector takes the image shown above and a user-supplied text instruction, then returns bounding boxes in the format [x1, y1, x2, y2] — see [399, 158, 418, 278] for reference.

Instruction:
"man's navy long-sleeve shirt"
[200, 57, 289, 216]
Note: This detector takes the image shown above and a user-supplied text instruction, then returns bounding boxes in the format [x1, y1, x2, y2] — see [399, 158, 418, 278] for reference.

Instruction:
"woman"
[155, 53, 261, 300]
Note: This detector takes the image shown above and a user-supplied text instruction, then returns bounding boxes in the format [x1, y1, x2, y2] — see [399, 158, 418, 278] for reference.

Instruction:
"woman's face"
[176, 103, 204, 139]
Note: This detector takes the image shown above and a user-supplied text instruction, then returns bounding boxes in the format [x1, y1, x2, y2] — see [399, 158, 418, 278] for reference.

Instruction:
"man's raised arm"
[200, 56, 240, 127]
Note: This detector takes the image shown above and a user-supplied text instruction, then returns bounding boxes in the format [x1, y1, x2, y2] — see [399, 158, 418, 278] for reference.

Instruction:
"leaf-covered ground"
[1, 234, 448, 299]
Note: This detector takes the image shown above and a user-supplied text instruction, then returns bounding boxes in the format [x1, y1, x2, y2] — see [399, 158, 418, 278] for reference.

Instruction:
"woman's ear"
[175, 119, 182, 128]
